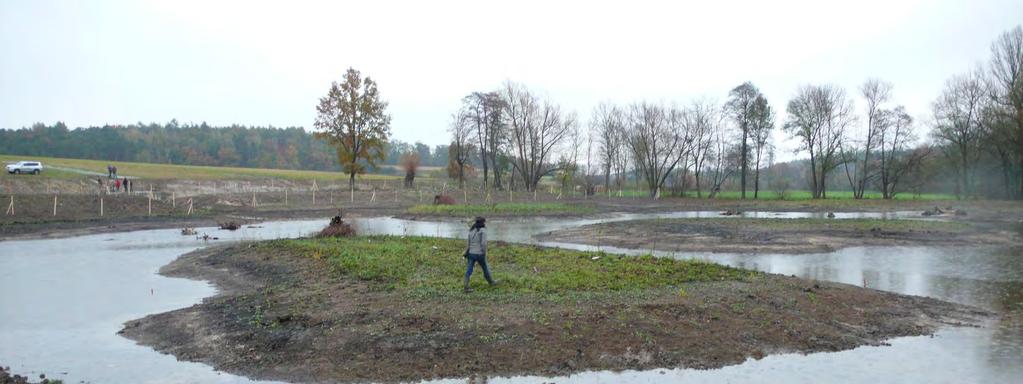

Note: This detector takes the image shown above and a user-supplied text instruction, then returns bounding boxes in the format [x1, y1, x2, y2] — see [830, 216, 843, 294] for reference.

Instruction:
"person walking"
[463, 216, 495, 292]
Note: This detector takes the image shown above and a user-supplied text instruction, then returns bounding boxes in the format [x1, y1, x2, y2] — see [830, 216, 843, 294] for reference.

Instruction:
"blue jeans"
[465, 253, 494, 284]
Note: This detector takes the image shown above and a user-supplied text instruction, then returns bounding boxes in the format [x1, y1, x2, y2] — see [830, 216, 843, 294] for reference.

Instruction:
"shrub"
[433, 194, 456, 205]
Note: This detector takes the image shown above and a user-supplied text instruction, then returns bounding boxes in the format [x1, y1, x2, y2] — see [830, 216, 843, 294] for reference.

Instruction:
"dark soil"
[120, 243, 987, 383]
[0, 365, 58, 384]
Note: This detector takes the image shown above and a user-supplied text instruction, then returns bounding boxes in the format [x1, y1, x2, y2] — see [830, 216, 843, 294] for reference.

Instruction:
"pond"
[0, 213, 1019, 383]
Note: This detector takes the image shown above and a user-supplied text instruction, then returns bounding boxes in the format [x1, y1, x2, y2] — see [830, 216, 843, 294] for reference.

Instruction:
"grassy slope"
[406, 202, 593, 216]
[283, 236, 753, 296]
[0, 154, 398, 181]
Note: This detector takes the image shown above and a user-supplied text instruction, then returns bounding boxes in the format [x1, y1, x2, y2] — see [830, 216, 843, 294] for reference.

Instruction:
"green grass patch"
[407, 202, 593, 216]
[0, 154, 399, 181]
[279, 236, 753, 296]
[653, 217, 971, 232]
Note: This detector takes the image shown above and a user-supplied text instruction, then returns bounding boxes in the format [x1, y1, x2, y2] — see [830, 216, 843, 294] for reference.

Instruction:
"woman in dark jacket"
[463, 216, 495, 292]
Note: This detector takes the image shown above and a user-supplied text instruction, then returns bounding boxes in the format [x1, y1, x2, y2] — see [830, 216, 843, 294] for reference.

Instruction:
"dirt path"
[120, 243, 987, 383]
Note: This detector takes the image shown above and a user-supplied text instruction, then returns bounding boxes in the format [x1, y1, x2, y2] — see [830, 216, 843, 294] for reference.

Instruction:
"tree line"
[442, 25, 1023, 200]
[0, 120, 449, 173]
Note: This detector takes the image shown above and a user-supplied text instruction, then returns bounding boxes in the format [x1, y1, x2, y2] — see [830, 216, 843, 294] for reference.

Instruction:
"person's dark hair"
[471, 216, 486, 230]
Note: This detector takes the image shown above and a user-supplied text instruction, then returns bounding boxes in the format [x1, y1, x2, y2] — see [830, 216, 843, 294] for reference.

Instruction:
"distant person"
[463, 216, 495, 292]
[112, 166, 118, 179]
[106, 165, 112, 178]
[114, 178, 121, 192]
[123, 177, 130, 193]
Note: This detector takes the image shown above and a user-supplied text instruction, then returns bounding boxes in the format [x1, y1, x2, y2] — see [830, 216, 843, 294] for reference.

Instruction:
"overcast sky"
[2, 0, 1021, 161]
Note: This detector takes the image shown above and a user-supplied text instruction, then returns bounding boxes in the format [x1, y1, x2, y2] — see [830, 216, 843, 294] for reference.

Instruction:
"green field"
[285, 236, 753, 295]
[407, 202, 592, 216]
[0, 154, 399, 181]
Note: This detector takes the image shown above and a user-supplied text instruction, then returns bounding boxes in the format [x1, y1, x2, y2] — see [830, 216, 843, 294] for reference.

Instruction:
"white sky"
[2, 0, 1021, 161]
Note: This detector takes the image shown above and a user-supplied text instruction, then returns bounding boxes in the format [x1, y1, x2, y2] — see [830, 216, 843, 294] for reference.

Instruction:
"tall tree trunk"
[695, 169, 702, 198]
[809, 153, 819, 199]
[740, 131, 748, 199]
[961, 154, 969, 199]
[753, 167, 760, 199]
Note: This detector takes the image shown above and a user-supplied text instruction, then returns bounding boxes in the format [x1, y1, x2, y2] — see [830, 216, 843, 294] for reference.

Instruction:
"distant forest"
[0, 121, 450, 173]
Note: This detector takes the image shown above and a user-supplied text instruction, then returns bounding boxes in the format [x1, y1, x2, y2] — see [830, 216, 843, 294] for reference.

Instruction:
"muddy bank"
[0, 205, 403, 241]
[4, 189, 1019, 240]
[537, 218, 1021, 254]
[0, 365, 58, 384]
[121, 242, 985, 383]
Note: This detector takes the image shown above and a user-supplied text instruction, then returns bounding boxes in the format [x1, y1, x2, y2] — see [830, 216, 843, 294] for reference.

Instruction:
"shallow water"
[0, 213, 1019, 383]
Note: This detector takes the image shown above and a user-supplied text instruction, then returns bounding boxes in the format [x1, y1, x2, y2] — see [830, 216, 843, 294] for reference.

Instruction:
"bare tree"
[684, 99, 719, 198]
[988, 25, 1023, 198]
[932, 70, 987, 199]
[844, 79, 893, 199]
[461, 92, 506, 192]
[724, 82, 764, 199]
[447, 113, 475, 189]
[784, 84, 855, 199]
[590, 102, 626, 195]
[707, 126, 738, 198]
[500, 82, 576, 192]
[627, 102, 693, 197]
[557, 121, 585, 194]
[876, 106, 926, 198]
[749, 94, 775, 198]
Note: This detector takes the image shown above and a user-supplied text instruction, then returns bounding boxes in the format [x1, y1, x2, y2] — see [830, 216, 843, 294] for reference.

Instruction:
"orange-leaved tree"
[314, 68, 391, 196]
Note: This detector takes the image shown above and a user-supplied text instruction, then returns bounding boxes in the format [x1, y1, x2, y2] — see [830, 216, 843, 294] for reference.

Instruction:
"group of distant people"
[96, 164, 132, 193]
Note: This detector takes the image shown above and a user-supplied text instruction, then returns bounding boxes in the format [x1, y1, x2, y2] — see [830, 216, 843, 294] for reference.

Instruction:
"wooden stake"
[313, 190, 316, 206]
[371, 190, 376, 202]
[172, 192, 176, 208]
[285, 189, 288, 205]
[187, 198, 193, 215]
[6, 196, 13, 215]
[463, 189, 467, 203]
[252, 191, 257, 207]
[395, 189, 398, 202]
[148, 195, 152, 216]
[53, 195, 57, 216]
[99, 197, 103, 217]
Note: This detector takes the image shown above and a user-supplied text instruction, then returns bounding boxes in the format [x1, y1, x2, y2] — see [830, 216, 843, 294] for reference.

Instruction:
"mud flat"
[120, 236, 986, 383]
[536, 217, 1021, 254]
